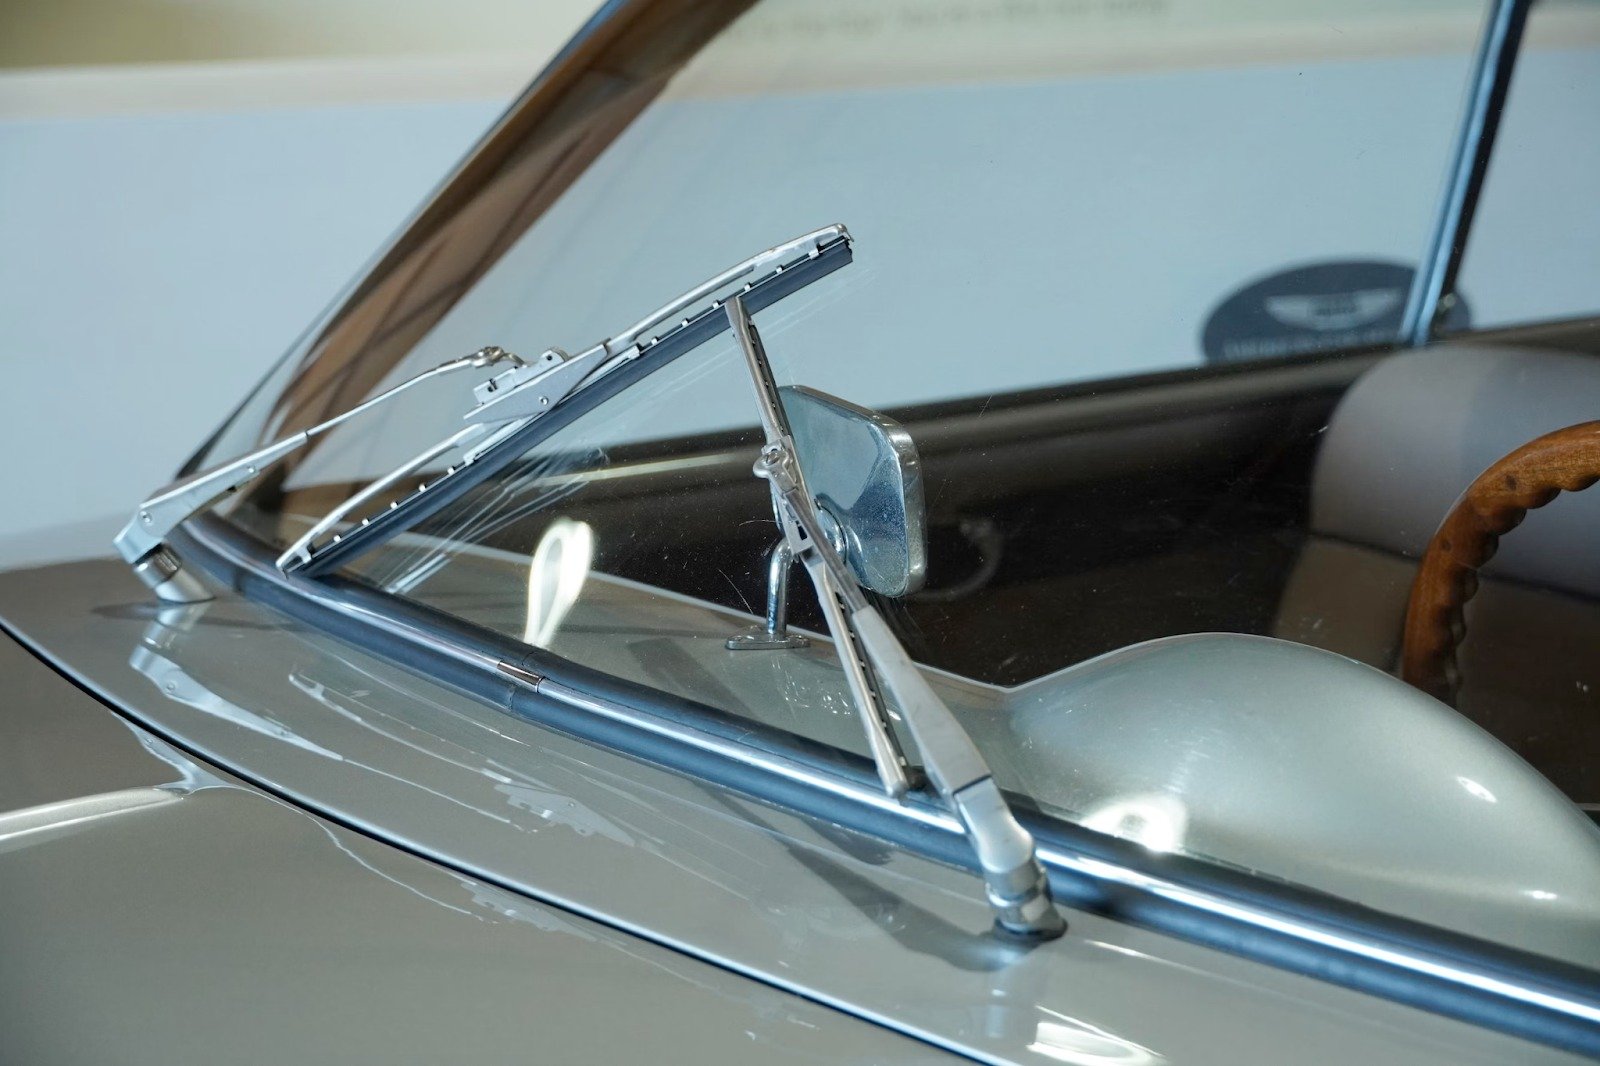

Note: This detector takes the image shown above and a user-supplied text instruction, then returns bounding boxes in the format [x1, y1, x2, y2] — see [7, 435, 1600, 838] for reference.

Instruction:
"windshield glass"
[219, 0, 1600, 971]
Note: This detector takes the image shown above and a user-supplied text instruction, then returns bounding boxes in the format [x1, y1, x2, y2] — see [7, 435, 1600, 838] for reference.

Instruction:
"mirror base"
[725, 628, 812, 652]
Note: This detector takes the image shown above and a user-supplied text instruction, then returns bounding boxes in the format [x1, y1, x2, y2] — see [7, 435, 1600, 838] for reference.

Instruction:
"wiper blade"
[725, 294, 1065, 942]
[115, 226, 851, 599]
[463, 224, 850, 429]
[283, 224, 853, 578]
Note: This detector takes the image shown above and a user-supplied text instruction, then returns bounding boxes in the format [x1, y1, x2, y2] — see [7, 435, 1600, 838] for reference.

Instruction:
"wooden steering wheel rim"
[1402, 421, 1600, 704]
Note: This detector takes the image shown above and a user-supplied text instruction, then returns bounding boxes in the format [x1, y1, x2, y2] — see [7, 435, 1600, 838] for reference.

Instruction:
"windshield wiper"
[116, 226, 851, 600]
[114, 345, 527, 602]
[280, 224, 853, 578]
[725, 294, 1065, 941]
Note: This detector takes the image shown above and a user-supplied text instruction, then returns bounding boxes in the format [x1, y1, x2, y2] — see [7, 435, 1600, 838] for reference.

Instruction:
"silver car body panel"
[0, 551, 1585, 1066]
[0, 633, 933, 1065]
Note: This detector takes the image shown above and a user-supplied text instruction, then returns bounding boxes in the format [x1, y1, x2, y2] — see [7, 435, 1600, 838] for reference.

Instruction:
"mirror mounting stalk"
[725, 539, 811, 651]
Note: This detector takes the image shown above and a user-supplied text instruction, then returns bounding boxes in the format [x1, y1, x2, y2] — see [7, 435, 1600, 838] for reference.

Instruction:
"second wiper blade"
[288, 226, 854, 578]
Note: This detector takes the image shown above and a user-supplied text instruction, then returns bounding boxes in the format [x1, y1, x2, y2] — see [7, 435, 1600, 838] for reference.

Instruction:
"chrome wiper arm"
[460, 225, 850, 429]
[277, 225, 852, 576]
[728, 297, 914, 798]
[115, 345, 526, 602]
[726, 295, 1065, 941]
[121, 226, 854, 598]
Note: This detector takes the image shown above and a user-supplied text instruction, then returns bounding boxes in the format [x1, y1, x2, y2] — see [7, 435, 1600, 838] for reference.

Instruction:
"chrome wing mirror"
[728, 386, 926, 650]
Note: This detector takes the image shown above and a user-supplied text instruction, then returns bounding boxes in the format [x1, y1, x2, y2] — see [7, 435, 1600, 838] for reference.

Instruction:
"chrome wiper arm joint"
[851, 603, 1066, 940]
[115, 432, 313, 602]
[114, 345, 526, 602]
[727, 294, 1065, 941]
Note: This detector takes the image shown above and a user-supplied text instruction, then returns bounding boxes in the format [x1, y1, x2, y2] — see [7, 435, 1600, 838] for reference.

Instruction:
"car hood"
[0, 632, 929, 1064]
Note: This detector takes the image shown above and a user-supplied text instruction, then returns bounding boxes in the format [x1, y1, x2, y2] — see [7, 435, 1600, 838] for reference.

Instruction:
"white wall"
[0, 0, 596, 565]
[0, 83, 507, 564]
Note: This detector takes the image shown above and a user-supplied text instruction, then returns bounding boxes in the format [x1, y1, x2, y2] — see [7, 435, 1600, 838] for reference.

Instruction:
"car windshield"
[213, 0, 1600, 970]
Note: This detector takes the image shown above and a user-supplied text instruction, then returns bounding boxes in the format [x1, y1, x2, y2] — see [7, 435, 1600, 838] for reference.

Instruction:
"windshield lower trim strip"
[535, 670, 1600, 1032]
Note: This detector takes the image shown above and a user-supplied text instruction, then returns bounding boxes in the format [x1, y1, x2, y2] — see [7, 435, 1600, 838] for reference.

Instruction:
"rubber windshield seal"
[177, 512, 1600, 1058]
[298, 233, 853, 577]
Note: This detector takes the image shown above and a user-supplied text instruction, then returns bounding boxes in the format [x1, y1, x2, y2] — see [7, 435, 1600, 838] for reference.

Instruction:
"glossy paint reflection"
[1027, 1009, 1163, 1066]
[0, 637, 931, 1063]
[0, 787, 180, 852]
[1080, 794, 1188, 855]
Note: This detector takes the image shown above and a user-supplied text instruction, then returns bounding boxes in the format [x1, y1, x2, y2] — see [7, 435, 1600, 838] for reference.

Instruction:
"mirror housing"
[780, 385, 926, 598]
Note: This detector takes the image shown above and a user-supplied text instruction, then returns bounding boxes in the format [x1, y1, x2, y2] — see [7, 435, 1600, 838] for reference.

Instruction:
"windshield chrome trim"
[535, 673, 930, 815]
[1035, 849, 1600, 1026]
[528, 667, 1600, 1028]
[176, 513, 1600, 1056]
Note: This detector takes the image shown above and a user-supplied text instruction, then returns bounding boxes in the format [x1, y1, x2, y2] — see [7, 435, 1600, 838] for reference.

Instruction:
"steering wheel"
[1402, 421, 1600, 703]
